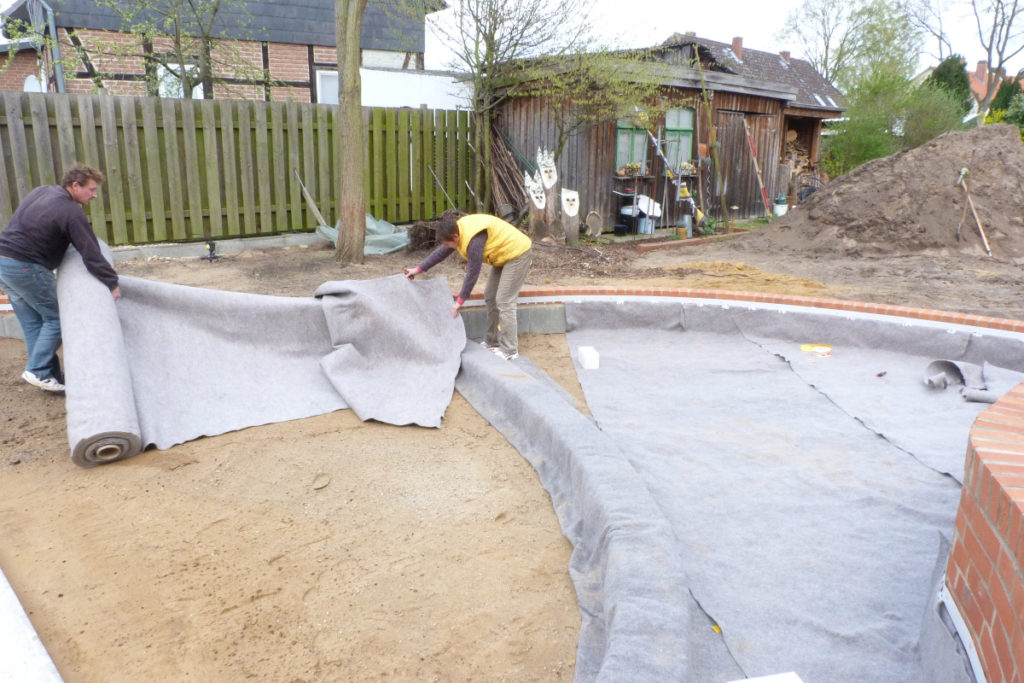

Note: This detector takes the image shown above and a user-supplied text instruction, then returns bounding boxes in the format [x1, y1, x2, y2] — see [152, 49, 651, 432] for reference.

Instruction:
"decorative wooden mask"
[537, 147, 558, 189]
[560, 189, 579, 217]
[524, 170, 546, 209]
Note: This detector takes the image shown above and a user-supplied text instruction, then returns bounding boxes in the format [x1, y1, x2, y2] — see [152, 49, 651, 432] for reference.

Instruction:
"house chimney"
[732, 36, 743, 60]
[780, 51, 790, 62]
[976, 61, 988, 80]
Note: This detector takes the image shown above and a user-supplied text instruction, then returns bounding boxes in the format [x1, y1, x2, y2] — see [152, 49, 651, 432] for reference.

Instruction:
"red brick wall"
[312, 45, 338, 66]
[267, 43, 308, 81]
[948, 389, 1024, 682]
[269, 85, 310, 103]
[0, 50, 43, 91]
[70, 29, 148, 78]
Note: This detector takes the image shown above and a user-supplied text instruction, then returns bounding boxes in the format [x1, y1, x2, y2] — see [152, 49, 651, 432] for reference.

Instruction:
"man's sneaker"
[21, 370, 65, 393]
[479, 340, 498, 351]
[490, 347, 519, 361]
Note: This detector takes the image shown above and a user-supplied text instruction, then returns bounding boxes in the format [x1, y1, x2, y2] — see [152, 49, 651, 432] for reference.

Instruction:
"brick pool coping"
[3, 284, 1021, 679]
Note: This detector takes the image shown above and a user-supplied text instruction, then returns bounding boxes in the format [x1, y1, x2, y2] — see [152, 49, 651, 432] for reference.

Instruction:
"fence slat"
[369, 107, 383, 219]
[420, 107, 434, 218]
[301, 103, 317, 226]
[220, 101, 240, 236]
[161, 99, 187, 240]
[458, 110, 470, 208]
[180, 99, 206, 238]
[98, 95, 128, 245]
[287, 102, 302, 230]
[236, 102, 257, 235]
[120, 98, 148, 243]
[254, 103, 273, 233]
[141, 98, 168, 242]
[54, 95, 77, 173]
[201, 100, 223, 237]
[5, 95, 32, 200]
[411, 107, 424, 221]
[271, 102, 287, 232]
[445, 110, 457, 212]
[384, 108, 397, 221]
[433, 109, 445, 215]
[316, 105, 331, 225]
[397, 108, 410, 223]
[28, 95, 56, 186]
[78, 96, 108, 240]
[0, 95, 15, 219]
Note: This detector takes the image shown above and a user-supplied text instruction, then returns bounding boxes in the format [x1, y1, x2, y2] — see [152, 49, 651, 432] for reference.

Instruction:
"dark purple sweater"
[417, 232, 486, 302]
[0, 185, 118, 290]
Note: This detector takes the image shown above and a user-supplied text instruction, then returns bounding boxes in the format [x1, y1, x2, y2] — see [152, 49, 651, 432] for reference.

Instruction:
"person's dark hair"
[435, 208, 466, 242]
[61, 163, 105, 188]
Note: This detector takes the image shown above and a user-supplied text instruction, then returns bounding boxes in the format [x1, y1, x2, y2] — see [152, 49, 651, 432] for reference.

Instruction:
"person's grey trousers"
[483, 248, 533, 355]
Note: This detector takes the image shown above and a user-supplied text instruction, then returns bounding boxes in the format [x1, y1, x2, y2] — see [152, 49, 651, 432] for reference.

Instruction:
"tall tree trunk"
[481, 113, 492, 211]
[334, 0, 367, 263]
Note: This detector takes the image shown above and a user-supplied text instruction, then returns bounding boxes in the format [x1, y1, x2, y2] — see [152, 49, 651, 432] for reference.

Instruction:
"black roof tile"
[658, 33, 845, 112]
[3, 0, 444, 52]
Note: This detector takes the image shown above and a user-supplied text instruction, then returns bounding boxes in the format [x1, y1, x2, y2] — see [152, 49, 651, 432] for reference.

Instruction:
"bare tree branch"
[971, 0, 1024, 115]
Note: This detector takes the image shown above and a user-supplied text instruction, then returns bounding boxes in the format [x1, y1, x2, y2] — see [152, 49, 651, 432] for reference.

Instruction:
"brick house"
[0, 37, 46, 92]
[0, 0, 463, 107]
[968, 60, 1024, 108]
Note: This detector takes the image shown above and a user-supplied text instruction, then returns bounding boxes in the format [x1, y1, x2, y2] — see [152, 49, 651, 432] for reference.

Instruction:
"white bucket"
[772, 203, 788, 217]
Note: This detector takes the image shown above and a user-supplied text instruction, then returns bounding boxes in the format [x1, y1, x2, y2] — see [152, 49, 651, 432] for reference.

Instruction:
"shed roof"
[657, 33, 845, 114]
[2, 0, 445, 53]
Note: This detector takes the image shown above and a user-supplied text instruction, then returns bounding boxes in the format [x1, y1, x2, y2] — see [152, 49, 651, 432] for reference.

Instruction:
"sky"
[424, 0, 1024, 79]
[2, 0, 1020, 81]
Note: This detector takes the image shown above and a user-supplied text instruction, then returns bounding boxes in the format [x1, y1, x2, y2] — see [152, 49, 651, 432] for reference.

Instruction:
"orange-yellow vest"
[455, 214, 531, 267]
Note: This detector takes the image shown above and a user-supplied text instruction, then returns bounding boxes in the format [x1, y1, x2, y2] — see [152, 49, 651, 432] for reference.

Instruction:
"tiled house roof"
[3, 0, 446, 53]
[657, 33, 845, 113]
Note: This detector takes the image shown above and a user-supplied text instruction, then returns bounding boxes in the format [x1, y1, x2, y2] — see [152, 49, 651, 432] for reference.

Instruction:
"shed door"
[714, 111, 779, 219]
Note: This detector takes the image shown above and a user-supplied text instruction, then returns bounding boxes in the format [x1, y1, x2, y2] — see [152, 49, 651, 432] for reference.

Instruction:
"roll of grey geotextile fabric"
[57, 244, 465, 468]
[58, 245, 141, 467]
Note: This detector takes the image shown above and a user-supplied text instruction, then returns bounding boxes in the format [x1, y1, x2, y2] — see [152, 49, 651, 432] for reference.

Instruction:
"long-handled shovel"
[955, 167, 992, 257]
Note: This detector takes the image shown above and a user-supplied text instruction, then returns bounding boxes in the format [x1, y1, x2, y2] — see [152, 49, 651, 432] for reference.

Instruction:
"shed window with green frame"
[616, 118, 648, 169]
[663, 107, 694, 174]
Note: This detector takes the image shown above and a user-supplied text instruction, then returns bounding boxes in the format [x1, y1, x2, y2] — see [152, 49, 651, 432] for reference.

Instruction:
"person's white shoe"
[479, 340, 498, 351]
[490, 347, 519, 361]
[21, 370, 65, 393]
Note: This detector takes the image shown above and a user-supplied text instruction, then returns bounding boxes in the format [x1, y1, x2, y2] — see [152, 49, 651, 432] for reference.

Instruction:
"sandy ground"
[1, 329, 582, 682]
[3, 127, 1024, 681]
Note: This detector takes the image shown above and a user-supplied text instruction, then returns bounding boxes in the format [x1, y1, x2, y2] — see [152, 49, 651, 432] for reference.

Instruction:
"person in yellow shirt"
[404, 212, 532, 360]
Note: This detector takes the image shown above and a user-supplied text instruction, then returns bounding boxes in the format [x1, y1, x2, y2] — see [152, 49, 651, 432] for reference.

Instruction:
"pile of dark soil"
[743, 124, 1024, 261]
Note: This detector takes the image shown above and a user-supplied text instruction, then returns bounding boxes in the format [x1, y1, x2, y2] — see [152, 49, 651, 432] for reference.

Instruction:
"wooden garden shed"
[497, 33, 845, 228]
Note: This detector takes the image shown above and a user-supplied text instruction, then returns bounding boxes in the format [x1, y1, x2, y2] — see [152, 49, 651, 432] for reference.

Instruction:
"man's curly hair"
[61, 163, 105, 188]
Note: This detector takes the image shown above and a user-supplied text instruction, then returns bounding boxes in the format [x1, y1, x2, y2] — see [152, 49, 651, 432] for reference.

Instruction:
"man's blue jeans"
[0, 257, 63, 381]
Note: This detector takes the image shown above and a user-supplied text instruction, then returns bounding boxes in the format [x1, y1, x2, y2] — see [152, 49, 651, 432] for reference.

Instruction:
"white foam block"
[727, 673, 804, 683]
[578, 346, 600, 370]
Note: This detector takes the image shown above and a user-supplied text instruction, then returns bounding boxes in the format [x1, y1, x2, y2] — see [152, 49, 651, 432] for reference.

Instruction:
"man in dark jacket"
[0, 163, 120, 393]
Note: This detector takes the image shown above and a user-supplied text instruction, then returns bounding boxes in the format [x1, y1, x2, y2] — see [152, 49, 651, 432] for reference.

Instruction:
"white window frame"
[156, 64, 204, 99]
[316, 69, 339, 105]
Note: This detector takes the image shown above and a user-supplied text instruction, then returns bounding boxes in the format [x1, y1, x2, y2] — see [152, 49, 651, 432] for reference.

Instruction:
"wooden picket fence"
[0, 91, 473, 246]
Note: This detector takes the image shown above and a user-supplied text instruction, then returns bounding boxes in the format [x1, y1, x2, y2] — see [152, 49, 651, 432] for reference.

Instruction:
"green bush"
[990, 78, 1022, 112]
[924, 54, 973, 116]
[821, 67, 965, 177]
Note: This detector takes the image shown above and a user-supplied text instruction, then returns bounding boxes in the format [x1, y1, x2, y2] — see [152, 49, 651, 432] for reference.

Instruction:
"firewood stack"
[490, 132, 529, 222]
[783, 130, 814, 177]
